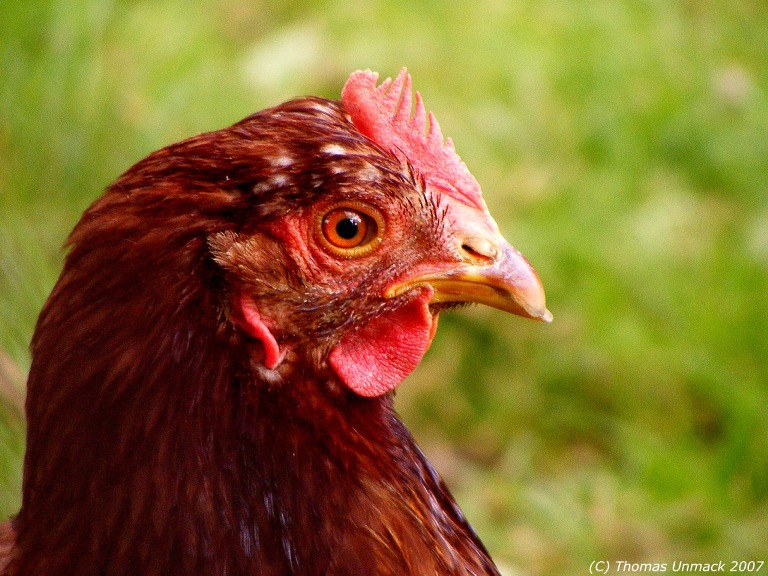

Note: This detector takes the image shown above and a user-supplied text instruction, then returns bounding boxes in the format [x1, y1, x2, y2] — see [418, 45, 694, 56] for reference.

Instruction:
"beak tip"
[537, 308, 554, 323]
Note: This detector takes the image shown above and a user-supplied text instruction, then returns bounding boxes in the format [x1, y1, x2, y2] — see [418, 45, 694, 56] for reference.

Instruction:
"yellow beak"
[387, 241, 552, 323]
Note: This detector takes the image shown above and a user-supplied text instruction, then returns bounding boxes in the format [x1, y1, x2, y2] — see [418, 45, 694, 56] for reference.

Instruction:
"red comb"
[341, 68, 486, 211]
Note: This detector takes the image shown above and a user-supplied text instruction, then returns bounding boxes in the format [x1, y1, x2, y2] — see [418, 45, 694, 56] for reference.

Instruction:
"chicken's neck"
[13, 285, 498, 576]
[192, 369, 502, 576]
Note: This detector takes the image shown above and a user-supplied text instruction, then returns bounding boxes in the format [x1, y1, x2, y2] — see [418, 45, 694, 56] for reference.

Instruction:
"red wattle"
[329, 292, 437, 397]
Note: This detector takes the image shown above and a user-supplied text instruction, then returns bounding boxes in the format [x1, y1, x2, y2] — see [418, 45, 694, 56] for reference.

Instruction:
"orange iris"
[318, 203, 384, 257]
[323, 209, 368, 249]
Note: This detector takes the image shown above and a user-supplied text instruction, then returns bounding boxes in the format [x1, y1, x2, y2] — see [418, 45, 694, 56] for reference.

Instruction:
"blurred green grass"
[1, 1, 767, 574]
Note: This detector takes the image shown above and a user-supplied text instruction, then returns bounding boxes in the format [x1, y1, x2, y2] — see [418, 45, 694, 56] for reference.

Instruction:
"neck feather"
[11, 194, 498, 576]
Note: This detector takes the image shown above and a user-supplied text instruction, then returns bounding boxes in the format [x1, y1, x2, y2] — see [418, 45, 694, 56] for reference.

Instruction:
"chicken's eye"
[318, 204, 383, 256]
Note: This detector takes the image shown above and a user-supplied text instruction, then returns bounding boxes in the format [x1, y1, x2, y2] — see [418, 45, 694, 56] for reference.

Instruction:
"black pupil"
[336, 215, 361, 240]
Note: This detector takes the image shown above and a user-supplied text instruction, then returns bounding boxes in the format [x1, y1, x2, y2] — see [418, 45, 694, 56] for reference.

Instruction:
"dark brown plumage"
[1, 70, 549, 575]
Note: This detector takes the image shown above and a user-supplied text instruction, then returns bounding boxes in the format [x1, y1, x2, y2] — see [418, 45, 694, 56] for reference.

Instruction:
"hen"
[1, 69, 550, 575]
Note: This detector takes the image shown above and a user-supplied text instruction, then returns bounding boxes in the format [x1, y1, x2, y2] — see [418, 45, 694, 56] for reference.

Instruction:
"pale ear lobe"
[237, 294, 283, 370]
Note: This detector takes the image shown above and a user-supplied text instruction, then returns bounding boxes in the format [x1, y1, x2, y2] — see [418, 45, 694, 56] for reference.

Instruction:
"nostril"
[461, 243, 481, 257]
[460, 237, 498, 262]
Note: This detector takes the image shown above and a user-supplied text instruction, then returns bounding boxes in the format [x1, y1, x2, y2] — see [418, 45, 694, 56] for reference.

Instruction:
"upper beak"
[386, 237, 552, 323]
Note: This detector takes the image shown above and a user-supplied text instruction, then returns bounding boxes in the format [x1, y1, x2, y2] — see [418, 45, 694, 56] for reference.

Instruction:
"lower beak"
[387, 243, 552, 323]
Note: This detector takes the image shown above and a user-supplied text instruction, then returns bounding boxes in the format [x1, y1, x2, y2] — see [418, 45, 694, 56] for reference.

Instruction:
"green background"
[1, 1, 767, 574]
